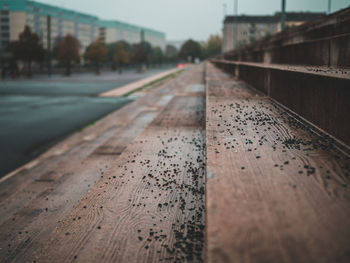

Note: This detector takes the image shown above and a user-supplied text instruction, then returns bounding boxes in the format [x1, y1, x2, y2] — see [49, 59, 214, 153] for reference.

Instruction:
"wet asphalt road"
[0, 68, 170, 177]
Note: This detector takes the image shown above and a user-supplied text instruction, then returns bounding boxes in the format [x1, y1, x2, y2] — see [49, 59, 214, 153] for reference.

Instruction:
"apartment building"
[222, 12, 325, 52]
[98, 20, 165, 50]
[0, 0, 166, 54]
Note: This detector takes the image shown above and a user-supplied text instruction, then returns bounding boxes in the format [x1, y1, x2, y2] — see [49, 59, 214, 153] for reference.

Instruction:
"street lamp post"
[233, 0, 238, 49]
[47, 15, 52, 77]
[281, 0, 286, 31]
[223, 4, 227, 52]
[328, 0, 332, 14]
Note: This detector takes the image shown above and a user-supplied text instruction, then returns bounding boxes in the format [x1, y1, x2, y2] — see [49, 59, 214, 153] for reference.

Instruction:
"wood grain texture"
[0, 90, 174, 226]
[0, 67, 193, 262]
[3, 62, 347, 263]
[0, 111, 159, 263]
[30, 66, 206, 263]
[0, 76, 174, 205]
[0, 126, 119, 224]
[0, 66, 206, 263]
[205, 62, 350, 263]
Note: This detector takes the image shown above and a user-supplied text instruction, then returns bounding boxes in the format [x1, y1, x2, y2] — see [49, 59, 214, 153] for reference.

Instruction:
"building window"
[2, 32, 10, 38]
[1, 18, 9, 23]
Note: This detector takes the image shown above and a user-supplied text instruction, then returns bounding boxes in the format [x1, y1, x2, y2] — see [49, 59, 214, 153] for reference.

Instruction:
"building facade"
[222, 12, 325, 53]
[0, 0, 166, 54]
[98, 20, 165, 50]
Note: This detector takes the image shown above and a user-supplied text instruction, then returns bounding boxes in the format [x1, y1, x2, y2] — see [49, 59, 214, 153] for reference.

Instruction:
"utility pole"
[328, 0, 332, 14]
[281, 0, 286, 31]
[140, 29, 145, 43]
[233, 0, 238, 49]
[47, 15, 52, 77]
[223, 4, 227, 52]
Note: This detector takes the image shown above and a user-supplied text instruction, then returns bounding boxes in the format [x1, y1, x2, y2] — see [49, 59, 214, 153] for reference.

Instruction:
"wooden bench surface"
[205, 62, 350, 263]
[0, 66, 206, 263]
[0, 63, 349, 263]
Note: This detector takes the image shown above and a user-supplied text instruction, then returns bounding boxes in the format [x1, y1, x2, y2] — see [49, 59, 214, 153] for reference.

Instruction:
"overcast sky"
[38, 0, 350, 41]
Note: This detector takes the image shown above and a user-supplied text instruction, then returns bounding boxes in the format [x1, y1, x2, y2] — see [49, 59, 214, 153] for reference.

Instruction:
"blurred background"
[0, 0, 349, 177]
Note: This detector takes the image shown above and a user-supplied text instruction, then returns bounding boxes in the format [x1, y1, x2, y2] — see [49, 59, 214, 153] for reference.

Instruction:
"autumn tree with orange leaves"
[85, 41, 108, 74]
[56, 35, 80, 76]
[113, 42, 130, 73]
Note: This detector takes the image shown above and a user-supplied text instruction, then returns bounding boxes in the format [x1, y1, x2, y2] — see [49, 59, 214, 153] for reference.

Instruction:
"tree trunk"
[95, 61, 100, 75]
[65, 61, 71, 76]
[27, 60, 32, 78]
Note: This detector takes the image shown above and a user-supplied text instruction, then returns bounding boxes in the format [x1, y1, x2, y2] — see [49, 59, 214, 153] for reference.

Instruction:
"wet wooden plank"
[0, 73, 176, 204]
[0, 68, 188, 262]
[0, 102, 143, 204]
[0, 126, 119, 225]
[0, 65, 186, 261]
[211, 59, 350, 80]
[0, 110, 160, 263]
[206, 63, 350, 263]
[30, 67, 206, 263]
[0, 79, 175, 225]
